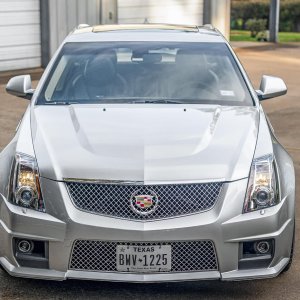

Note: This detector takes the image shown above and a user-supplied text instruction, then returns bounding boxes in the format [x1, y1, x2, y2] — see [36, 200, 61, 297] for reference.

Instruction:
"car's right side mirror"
[256, 75, 287, 101]
[6, 75, 34, 100]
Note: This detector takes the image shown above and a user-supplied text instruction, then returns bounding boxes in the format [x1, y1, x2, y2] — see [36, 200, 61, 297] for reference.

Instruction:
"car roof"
[65, 23, 226, 43]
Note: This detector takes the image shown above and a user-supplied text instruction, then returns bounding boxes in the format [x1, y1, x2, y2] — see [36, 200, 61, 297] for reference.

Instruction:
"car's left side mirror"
[6, 75, 34, 100]
[256, 75, 287, 101]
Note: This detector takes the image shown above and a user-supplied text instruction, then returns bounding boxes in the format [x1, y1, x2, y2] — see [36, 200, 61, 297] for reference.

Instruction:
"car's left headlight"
[9, 152, 45, 212]
[244, 154, 280, 213]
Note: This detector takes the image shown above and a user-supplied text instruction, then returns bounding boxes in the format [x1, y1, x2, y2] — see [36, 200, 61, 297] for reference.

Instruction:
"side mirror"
[6, 75, 34, 100]
[256, 75, 287, 101]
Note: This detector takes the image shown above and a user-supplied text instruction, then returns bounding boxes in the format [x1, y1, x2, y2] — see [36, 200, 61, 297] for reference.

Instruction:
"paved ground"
[0, 43, 300, 299]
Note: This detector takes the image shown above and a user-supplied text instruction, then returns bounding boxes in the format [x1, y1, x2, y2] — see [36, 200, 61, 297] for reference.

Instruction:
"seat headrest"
[84, 51, 117, 87]
[175, 50, 208, 76]
[176, 50, 206, 65]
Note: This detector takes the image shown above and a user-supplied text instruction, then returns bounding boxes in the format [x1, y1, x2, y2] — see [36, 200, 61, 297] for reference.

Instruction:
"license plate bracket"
[116, 244, 171, 272]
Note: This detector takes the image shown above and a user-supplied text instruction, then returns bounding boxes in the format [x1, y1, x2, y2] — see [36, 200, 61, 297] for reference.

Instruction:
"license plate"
[116, 245, 171, 272]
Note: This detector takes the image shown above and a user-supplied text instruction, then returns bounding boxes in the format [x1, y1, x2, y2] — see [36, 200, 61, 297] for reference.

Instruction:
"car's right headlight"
[243, 154, 280, 213]
[9, 152, 45, 212]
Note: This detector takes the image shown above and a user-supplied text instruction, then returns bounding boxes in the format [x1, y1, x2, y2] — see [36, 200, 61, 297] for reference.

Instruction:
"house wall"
[48, 0, 101, 57]
[118, 0, 204, 25]
[0, 0, 41, 71]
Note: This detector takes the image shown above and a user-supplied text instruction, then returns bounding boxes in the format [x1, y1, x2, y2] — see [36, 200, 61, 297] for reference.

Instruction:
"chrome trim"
[63, 178, 226, 185]
[63, 178, 144, 185]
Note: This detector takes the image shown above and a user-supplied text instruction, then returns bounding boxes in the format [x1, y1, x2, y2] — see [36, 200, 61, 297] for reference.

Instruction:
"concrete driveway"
[0, 43, 300, 299]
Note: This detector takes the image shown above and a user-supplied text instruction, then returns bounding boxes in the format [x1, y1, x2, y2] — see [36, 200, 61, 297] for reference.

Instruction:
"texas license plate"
[116, 245, 171, 272]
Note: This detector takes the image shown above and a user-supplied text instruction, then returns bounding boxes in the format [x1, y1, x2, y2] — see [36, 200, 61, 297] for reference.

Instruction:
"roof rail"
[203, 24, 215, 30]
[76, 24, 90, 30]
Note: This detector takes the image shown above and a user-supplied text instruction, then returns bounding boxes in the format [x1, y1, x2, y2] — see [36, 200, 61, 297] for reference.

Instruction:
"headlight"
[243, 154, 280, 213]
[9, 153, 45, 212]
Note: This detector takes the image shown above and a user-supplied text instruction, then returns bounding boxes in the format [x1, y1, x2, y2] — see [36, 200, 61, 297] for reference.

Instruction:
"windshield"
[37, 42, 253, 106]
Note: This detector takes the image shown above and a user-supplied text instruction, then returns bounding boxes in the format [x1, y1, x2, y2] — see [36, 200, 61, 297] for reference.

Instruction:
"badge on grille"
[130, 190, 158, 215]
[135, 195, 154, 208]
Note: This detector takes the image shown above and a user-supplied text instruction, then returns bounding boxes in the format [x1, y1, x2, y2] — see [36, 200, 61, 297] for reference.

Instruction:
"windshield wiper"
[132, 99, 185, 104]
[42, 99, 185, 105]
[44, 101, 79, 105]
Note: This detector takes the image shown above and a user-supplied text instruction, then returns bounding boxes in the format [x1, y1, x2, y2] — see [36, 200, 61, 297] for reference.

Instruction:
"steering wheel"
[172, 80, 218, 99]
[115, 73, 129, 96]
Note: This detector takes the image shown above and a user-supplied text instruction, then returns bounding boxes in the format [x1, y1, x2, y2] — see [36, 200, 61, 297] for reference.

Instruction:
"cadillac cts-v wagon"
[0, 24, 295, 282]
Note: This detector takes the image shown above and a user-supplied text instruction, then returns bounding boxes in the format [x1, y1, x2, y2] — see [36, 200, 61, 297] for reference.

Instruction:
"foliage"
[231, 1, 269, 30]
[245, 19, 268, 37]
[256, 31, 268, 41]
[280, 1, 300, 32]
[231, 0, 300, 32]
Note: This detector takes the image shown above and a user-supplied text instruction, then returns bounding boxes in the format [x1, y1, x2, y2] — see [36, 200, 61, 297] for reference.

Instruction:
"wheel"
[281, 221, 295, 273]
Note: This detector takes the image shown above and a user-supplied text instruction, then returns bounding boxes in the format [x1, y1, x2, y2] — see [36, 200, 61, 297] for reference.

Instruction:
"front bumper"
[0, 178, 294, 282]
[0, 257, 290, 282]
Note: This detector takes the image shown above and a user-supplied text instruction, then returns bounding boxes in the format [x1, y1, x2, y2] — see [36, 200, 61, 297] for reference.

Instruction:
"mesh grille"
[66, 182, 223, 220]
[69, 240, 218, 273]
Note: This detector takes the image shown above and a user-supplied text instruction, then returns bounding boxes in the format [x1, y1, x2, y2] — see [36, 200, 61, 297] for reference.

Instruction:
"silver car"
[0, 24, 295, 282]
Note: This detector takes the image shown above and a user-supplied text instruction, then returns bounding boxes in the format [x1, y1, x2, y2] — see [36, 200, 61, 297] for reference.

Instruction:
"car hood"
[31, 104, 259, 182]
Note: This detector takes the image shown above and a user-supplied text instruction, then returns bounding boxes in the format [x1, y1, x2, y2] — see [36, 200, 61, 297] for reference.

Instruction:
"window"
[37, 42, 253, 106]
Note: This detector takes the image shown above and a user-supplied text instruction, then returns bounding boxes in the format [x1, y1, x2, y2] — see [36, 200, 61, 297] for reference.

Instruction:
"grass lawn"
[230, 30, 300, 42]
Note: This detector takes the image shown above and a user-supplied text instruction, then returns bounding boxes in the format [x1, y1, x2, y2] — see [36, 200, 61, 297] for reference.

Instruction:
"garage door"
[0, 0, 41, 71]
[118, 0, 203, 25]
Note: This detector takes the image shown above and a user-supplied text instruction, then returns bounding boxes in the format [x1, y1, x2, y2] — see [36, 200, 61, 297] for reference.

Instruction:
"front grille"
[66, 181, 223, 220]
[69, 240, 218, 273]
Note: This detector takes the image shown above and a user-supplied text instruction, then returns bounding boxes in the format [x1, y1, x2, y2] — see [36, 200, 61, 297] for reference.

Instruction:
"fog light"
[14, 238, 49, 268]
[17, 240, 34, 253]
[239, 239, 274, 270]
[255, 240, 270, 254]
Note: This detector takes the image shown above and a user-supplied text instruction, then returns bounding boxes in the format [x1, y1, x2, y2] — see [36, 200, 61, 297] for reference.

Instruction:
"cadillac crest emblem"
[130, 190, 158, 216]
